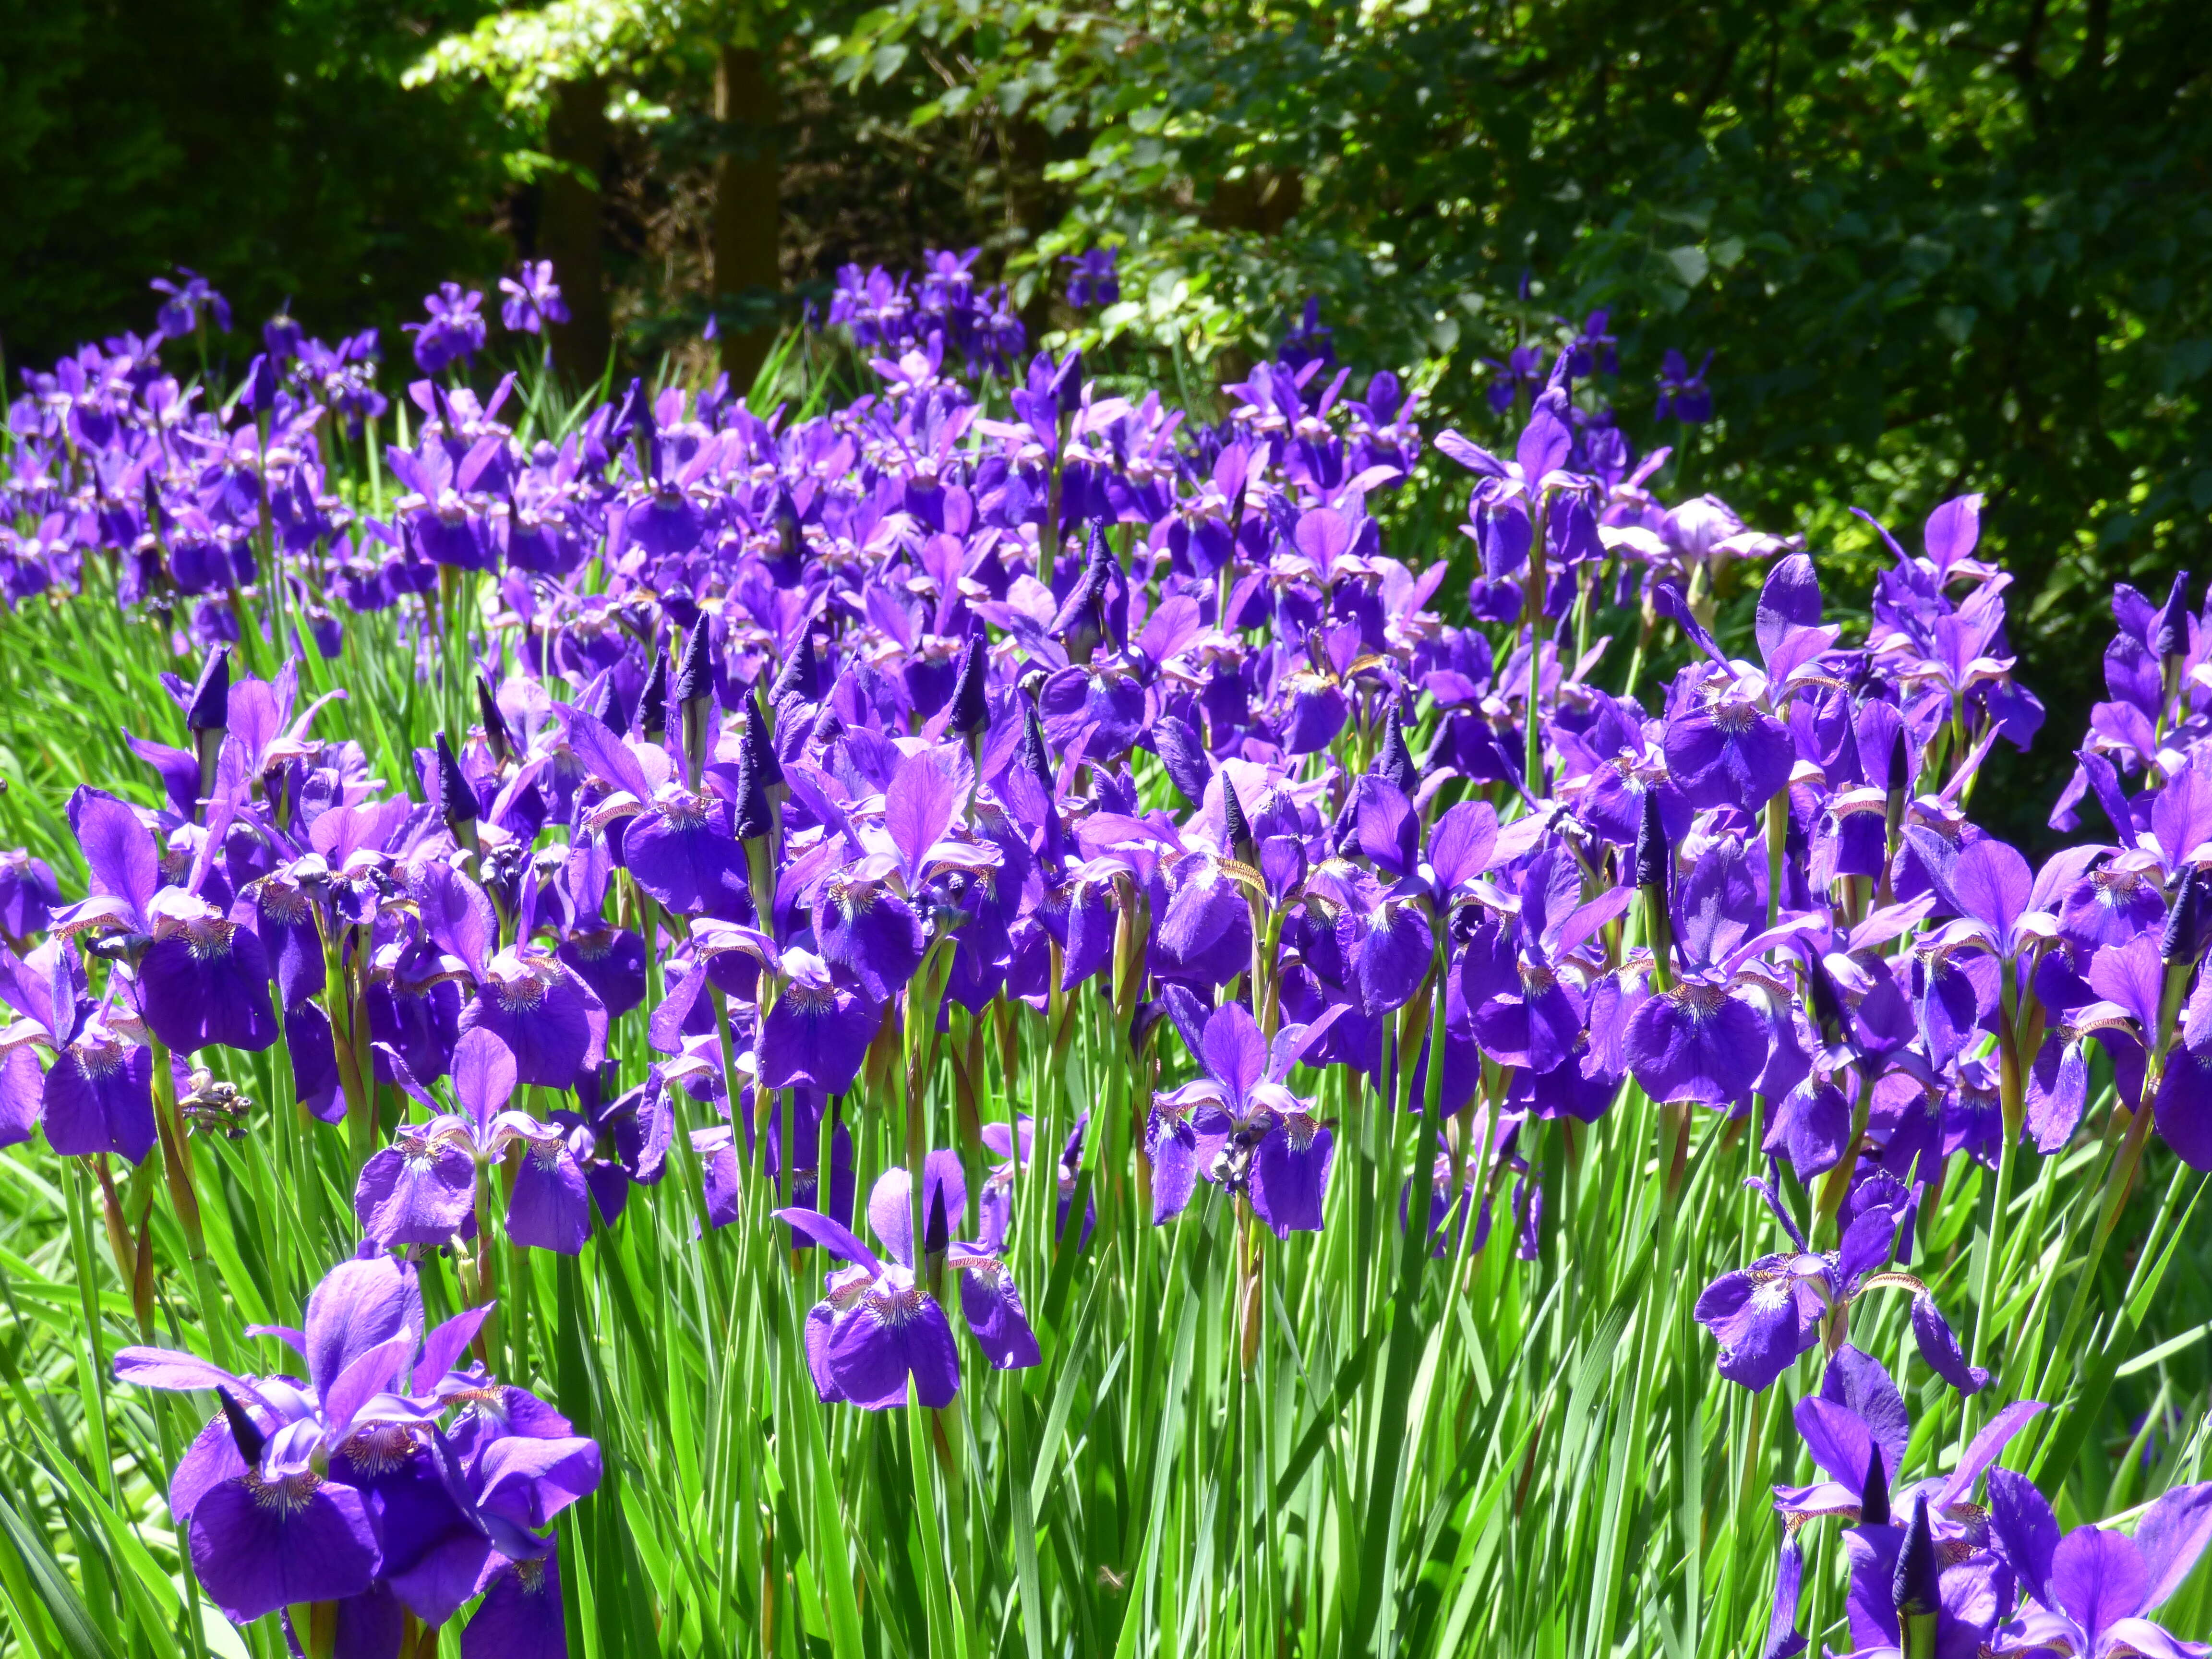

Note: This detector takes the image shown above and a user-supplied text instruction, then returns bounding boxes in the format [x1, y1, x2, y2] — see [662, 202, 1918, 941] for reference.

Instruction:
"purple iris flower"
[118, 1252, 601, 1650]
[498, 262, 570, 335]
[979, 1112, 1095, 1250]
[420, 862, 609, 1092]
[360, 1027, 596, 1253]
[1696, 1176, 1985, 1393]
[1655, 349, 1713, 424]
[1623, 837, 1775, 1106]
[1774, 1345, 2043, 1532]
[814, 745, 997, 999]
[1656, 651, 1796, 821]
[774, 1163, 966, 1410]
[1460, 843, 1630, 1077]
[151, 268, 231, 338]
[407, 283, 489, 374]
[0, 935, 175, 1161]
[1146, 987, 1343, 1236]
[1064, 248, 1121, 309]
[1988, 1478, 2212, 1659]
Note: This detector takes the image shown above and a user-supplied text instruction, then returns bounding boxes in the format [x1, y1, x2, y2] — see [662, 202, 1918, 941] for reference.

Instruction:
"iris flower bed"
[1, 259, 2210, 1659]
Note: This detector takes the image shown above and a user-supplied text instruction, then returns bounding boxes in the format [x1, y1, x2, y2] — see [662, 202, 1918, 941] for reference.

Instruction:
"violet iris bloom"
[979, 1112, 1095, 1250]
[1774, 1345, 2043, 1533]
[120, 1254, 600, 1650]
[775, 1162, 966, 1410]
[1989, 1479, 2212, 1659]
[361, 1028, 594, 1253]
[497, 262, 569, 335]
[421, 862, 609, 1092]
[1460, 843, 1631, 1078]
[0, 940, 174, 1161]
[816, 745, 998, 1000]
[1624, 837, 1775, 1106]
[113, 1257, 418, 1620]
[58, 787, 277, 1056]
[1696, 1178, 1985, 1393]
[1146, 988, 1343, 1236]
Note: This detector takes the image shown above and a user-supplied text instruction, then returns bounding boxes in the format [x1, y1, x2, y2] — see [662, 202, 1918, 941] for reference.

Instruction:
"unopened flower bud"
[2162, 866, 2210, 967]
[185, 647, 231, 734]
[434, 733, 480, 835]
[770, 629, 819, 704]
[948, 630, 990, 738]
[1634, 788, 1669, 893]
[1221, 776, 1256, 866]
[1374, 707, 1419, 796]
[639, 636, 671, 747]
[2153, 571, 2193, 661]
[1892, 1493, 1938, 1636]
[1858, 1443, 1889, 1527]
[476, 673, 515, 769]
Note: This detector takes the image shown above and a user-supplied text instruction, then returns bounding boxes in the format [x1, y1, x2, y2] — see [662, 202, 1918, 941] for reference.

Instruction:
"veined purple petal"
[1249, 1117, 1333, 1237]
[462, 1554, 566, 1659]
[2136, 1483, 2212, 1611]
[1625, 982, 1767, 1106]
[1665, 702, 1793, 815]
[355, 1137, 476, 1248]
[42, 1039, 158, 1162]
[759, 981, 878, 1095]
[505, 1138, 592, 1254]
[949, 1248, 1041, 1370]
[1818, 1345, 1910, 1480]
[2048, 1526, 2149, 1643]
[304, 1256, 423, 1403]
[1199, 1002, 1267, 1104]
[821, 1272, 961, 1409]
[2154, 1046, 2212, 1170]
[138, 923, 278, 1055]
[189, 1473, 377, 1622]
[1695, 1265, 1818, 1391]
[1911, 1290, 1988, 1395]
[815, 876, 925, 1003]
[1988, 1466, 2060, 1609]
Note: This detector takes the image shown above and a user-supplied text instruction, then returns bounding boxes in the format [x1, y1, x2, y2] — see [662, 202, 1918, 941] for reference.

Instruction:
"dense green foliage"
[0, 0, 509, 364]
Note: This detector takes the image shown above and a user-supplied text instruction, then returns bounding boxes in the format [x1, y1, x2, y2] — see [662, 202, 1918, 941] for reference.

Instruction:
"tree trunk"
[713, 42, 781, 393]
[543, 77, 612, 384]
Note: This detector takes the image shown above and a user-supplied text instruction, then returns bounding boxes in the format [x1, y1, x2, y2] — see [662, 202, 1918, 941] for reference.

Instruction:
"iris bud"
[1858, 1443, 1889, 1527]
[1892, 1493, 1938, 1658]
[216, 1386, 266, 1467]
[476, 673, 515, 770]
[1222, 777, 1257, 867]
[949, 630, 990, 738]
[674, 614, 712, 787]
[434, 731, 481, 854]
[185, 646, 230, 822]
[1374, 707, 1419, 795]
[2162, 866, 2210, 967]
[1019, 701, 1055, 791]
[1634, 788, 1669, 893]
[639, 636, 671, 748]
[2152, 571, 2192, 661]
[770, 629, 819, 704]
